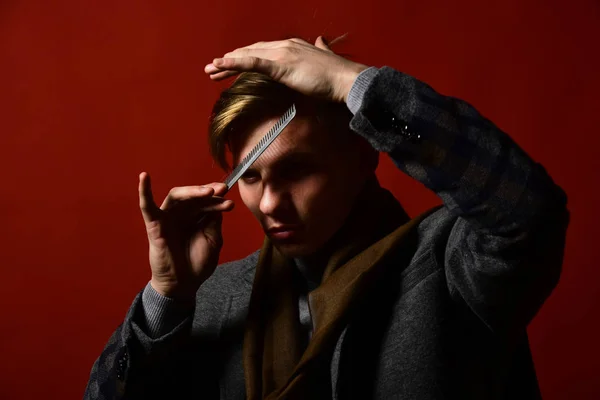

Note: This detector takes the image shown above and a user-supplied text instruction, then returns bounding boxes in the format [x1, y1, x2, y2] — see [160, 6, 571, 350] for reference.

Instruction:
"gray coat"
[84, 67, 569, 400]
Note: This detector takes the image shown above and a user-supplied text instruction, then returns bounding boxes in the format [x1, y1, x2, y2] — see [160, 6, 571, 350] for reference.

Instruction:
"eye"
[241, 170, 260, 184]
[280, 161, 313, 180]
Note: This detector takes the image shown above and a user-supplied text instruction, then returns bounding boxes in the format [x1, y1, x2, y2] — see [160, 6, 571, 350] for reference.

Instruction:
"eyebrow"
[238, 151, 315, 175]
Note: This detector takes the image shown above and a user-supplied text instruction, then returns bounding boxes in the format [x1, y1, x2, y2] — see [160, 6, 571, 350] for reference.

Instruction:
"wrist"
[337, 62, 369, 103]
[150, 277, 199, 304]
[143, 282, 195, 338]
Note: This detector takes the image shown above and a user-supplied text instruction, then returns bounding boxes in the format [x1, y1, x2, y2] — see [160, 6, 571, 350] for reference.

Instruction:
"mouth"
[266, 225, 303, 241]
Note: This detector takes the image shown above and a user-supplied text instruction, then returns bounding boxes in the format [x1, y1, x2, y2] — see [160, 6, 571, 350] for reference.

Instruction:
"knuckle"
[145, 220, 162, 239]
[170, 187, 188, 198]
[282, 46, 298, 56]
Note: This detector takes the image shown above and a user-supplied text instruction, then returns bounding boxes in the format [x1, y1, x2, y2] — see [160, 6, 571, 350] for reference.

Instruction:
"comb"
[195, 104, 296, 226]
[222, 103, 296, 192]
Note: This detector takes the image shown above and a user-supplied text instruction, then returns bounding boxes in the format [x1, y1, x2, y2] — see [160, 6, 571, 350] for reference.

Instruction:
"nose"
[259, 184, 287, 217]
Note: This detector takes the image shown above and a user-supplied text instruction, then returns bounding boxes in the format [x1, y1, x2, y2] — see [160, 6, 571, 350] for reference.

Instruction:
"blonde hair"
[208, 72, 352, 171]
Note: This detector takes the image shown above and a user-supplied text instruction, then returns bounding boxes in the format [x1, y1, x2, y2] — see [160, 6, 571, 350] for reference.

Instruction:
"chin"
[273, 242, 318, 259]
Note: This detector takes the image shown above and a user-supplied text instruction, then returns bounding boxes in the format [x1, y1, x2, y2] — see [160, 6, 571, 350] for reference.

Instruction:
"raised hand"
[138, 172, 234, 301]
[204, 36, 368, 104]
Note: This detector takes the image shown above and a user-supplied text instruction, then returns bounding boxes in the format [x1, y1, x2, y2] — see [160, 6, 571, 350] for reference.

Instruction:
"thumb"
[139, 172, 160, 223]
[315, 35, 333, 52]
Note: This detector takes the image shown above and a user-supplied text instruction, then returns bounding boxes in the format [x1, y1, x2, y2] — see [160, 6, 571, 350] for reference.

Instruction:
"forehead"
[231, 116, 335, 168]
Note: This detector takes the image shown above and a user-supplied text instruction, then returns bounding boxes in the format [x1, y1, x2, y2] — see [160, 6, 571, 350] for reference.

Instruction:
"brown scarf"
[243, 178, 438, 399]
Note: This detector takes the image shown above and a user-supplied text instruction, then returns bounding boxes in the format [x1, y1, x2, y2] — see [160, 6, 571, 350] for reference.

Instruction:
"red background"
[1, 0, 598, 398]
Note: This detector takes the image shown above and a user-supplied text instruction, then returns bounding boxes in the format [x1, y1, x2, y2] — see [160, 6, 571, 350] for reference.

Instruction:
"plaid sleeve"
[83, 292, 201, 400]
[84, 324, 129, 400]
[349, 66, 567, 232]
[83, 293, 142, 400]
[349, 67, 569, 334]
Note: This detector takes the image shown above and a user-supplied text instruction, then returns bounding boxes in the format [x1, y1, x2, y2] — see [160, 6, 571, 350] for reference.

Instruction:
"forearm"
[347, 66, 567, 231]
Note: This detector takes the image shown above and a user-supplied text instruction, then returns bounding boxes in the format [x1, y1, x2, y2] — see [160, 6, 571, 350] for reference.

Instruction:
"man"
[84, 37, 569, 399]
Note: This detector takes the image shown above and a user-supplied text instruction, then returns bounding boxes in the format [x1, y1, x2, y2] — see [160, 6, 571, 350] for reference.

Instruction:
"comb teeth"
[224, 104, 296, 190]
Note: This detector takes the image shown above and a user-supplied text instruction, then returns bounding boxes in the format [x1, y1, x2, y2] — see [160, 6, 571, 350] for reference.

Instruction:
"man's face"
[232, 114, 376, 258]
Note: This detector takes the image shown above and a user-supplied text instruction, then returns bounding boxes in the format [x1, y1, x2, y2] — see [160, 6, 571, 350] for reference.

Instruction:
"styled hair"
[208, 72, 353, 171]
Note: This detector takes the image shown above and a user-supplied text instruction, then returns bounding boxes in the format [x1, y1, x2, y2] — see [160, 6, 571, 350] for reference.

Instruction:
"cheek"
[292, 173, 336, 215]
[308, 166, 360, 219]
[238, 186, 261, 216]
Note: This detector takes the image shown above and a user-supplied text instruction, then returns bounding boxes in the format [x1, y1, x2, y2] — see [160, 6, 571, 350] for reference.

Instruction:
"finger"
[218, 39, 308, 64]
[239, 38, 306, 50]
[179, 199, 235, 221]
[204, 63, 221, 74]
[315, 35, 333, 52]
[202, 182, 228, 196]
[222, 47, 277, 60]
[194, 199, 235, 214]
[242, 40, 283, 49]
[139, 172, 160, 223]
[211, 56, 275, 76]
[185, 196, 234, 213]
[161, 186, 215, 210]
[208, 70, 240, 81]
[170, 198, 234, 231]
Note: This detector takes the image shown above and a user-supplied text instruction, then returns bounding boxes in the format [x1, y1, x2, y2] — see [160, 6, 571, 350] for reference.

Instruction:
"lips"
[266, 225, 302, 240]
